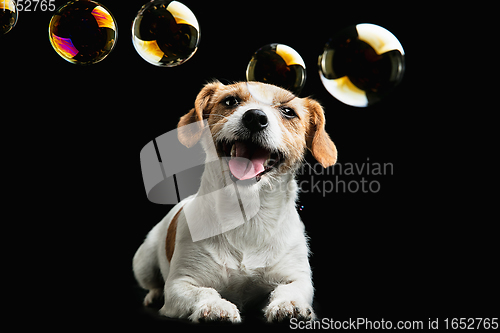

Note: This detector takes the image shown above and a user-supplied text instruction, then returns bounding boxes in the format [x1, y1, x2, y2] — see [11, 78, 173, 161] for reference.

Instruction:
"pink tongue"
[228, 141, 268, 180]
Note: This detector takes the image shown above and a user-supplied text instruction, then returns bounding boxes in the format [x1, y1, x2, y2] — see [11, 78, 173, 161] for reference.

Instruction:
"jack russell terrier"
[133, 81, 337, 323]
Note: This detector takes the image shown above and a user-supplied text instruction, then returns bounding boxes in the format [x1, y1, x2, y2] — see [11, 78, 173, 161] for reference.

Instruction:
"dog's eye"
[280, 107, 297, 119]
[223, 96, 239, 107]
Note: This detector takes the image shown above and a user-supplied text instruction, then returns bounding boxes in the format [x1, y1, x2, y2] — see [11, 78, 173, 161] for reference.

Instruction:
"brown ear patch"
[305, 98, 337, 167]
[177, 81, 222, 148]
[166, 207, 183, 262]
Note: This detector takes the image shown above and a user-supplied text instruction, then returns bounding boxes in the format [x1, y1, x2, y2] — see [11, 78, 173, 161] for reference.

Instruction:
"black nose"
[242, 109, 268, 133]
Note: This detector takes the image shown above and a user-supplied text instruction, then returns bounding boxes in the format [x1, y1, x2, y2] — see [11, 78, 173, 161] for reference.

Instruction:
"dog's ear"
[305, 98, 337, 167]
[177, 81, 222, 148]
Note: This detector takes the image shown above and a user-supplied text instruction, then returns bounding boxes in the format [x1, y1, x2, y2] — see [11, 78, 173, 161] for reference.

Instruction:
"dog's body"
[133, 81, 337, 323]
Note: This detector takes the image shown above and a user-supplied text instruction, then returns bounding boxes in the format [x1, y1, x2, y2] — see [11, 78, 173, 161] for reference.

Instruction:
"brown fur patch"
[304, 98, 337, 167]
[166, 207, 183, 262]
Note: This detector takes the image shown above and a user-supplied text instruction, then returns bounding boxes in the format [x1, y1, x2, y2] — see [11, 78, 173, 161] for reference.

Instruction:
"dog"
[133, 81, 337, 323]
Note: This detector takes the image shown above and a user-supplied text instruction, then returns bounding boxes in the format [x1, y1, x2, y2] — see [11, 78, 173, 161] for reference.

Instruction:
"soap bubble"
[1, 0, 18, 35]
[246, 43, 306, 95]
[318, 23, 405, 107]
[48, 0, 117, 65]
[132, 0, 200, 67]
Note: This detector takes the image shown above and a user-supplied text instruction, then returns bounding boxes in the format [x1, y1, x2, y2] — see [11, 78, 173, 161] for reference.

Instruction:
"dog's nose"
[242, 109, 268, 133]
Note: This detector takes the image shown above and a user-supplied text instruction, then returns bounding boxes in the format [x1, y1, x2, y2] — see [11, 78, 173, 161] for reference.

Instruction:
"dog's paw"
[143, 288, 163, 306]
[264, 299, 315, 322]
[189, 298, 241, 323]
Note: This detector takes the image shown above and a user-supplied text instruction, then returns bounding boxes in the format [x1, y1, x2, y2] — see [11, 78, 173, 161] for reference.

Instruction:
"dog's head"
[177, 81, 337, 185]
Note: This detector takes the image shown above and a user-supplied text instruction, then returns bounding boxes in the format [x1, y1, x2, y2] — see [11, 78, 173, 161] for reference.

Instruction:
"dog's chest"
[210, 209, 294, 273]
[218, 249, 276, 303]
[217, 241, 274, 273]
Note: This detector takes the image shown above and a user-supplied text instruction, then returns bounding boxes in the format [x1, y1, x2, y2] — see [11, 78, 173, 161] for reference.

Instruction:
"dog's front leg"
[264, 278, 316, 322]
[160, 279, 241, 323]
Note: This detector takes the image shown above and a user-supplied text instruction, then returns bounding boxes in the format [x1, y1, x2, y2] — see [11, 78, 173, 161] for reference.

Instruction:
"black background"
[3, 0, 497, 330]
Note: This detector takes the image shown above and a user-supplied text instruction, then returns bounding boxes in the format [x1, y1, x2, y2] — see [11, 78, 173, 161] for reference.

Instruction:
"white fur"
[219, 101, 283, 154]
[133, 85, 316, 323]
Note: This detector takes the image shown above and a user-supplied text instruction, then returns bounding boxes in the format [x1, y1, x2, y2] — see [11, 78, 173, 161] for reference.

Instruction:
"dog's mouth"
[217, 140, 283, 182]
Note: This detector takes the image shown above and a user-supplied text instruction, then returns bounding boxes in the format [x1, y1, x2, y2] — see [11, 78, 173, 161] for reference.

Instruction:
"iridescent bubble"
[132, 0, 200, 67]
[246, 43, 306, 95]
[1, 0, 18, 35]
[48, 0, 118, 65]
[318, 23, 405, 107]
